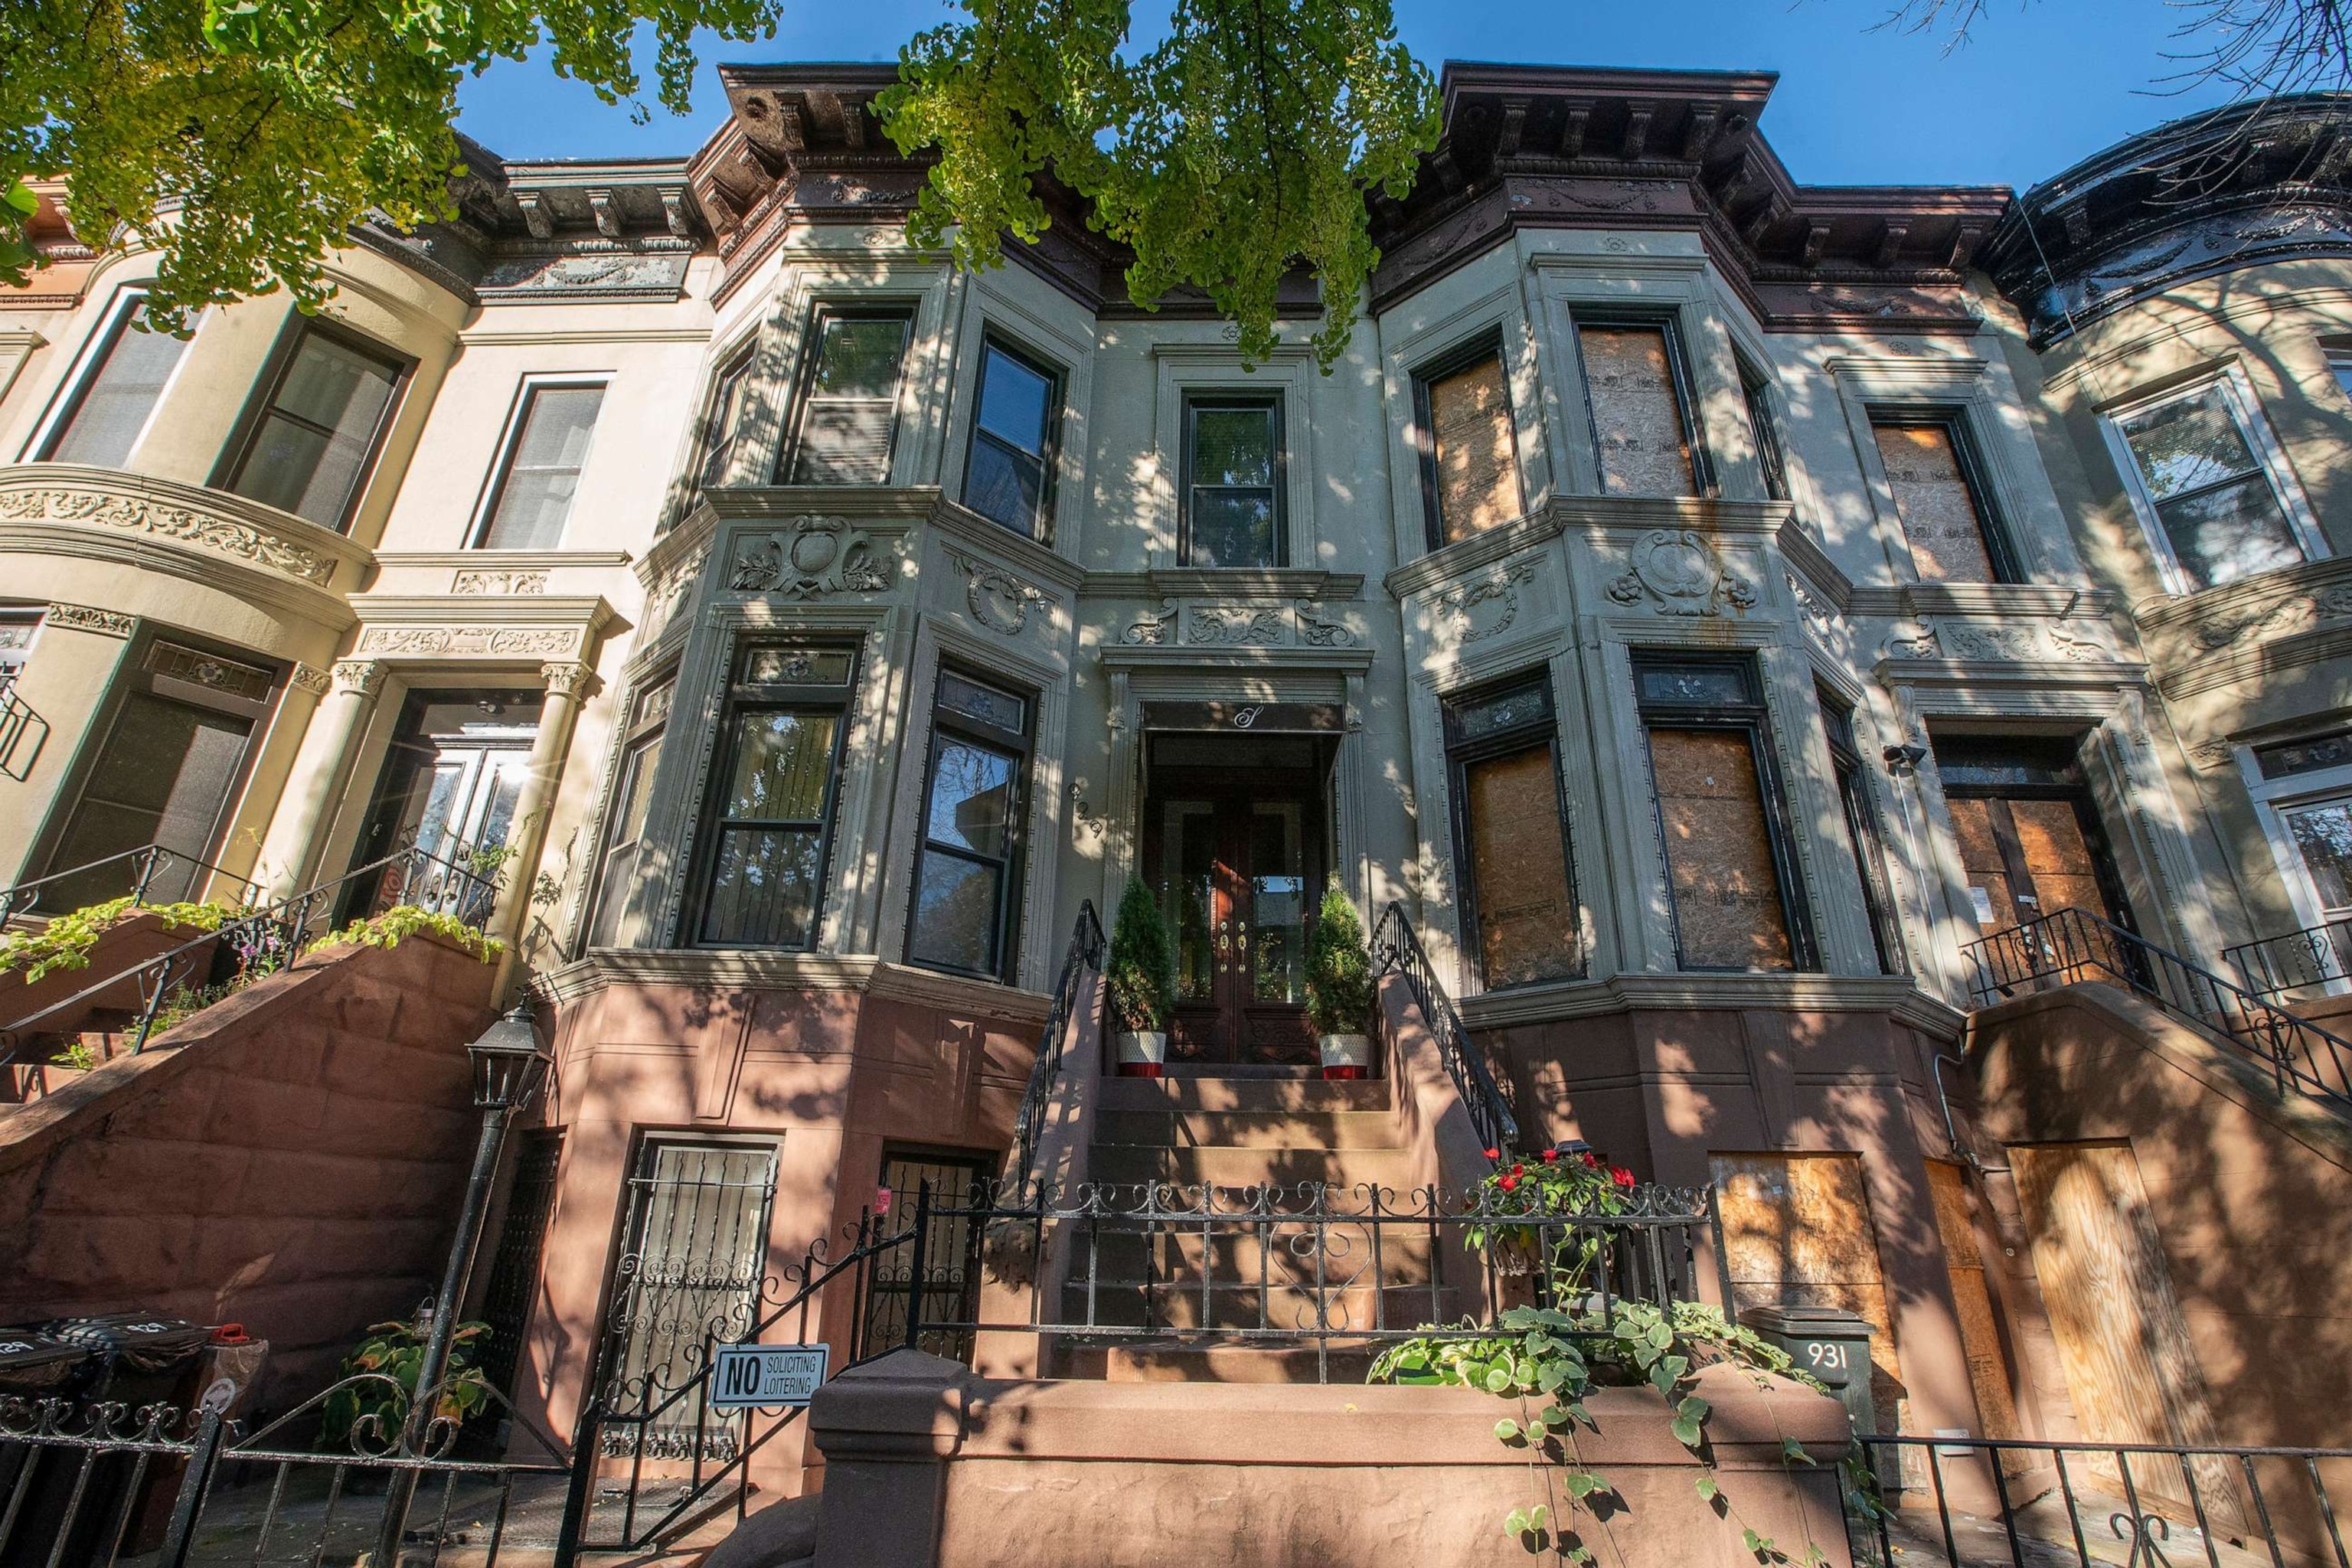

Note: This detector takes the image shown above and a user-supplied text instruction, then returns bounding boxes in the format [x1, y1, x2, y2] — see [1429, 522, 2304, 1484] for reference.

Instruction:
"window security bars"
[1845, 1432, 2352, 1568]
[0, 842, 497, 1065]
[0, 1370, 567, 1568]
[1961, 905, 2352, 1112]
[1370, 900, 1521, 1157]
[2224, 917, 2352, 1003]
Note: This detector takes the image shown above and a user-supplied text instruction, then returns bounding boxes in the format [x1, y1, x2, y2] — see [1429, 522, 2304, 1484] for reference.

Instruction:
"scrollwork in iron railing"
[2224, 916, 2352, 1002]
[1006, 900, 1107, 1200]
[1962, 905, 2352, 1112]
[0, 842, 499, 1061]
[1370, 901, 1520, 1159]
[0, 1393, 201, 1451]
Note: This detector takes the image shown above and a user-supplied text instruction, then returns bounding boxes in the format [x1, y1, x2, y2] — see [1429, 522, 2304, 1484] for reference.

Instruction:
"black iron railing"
[1961, 906, 2352, 1112]
[0, 1374, 567, 1568]
[1847, 1431, 2352, 1568]
[2224, 917, 2352, 1003]
[0, 682, 44, 782]
[1370, 901, 1519, 1157]
[0, 843, 498, 1062]
[0, 842, 262, 924]
[1007, 900, 1106, 1197]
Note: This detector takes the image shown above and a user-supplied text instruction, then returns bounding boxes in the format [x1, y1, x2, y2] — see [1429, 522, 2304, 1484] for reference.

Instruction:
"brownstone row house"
[4, 60, 2352, 1527]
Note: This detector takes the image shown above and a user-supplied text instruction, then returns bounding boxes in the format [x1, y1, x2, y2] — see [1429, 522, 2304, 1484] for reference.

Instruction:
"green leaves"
[1671, 1393, 1711, 1449]
[878, 0, 1440, 368]
[1694, 1476, 1721, 1503]
[1781, 1436, 1815, 1466]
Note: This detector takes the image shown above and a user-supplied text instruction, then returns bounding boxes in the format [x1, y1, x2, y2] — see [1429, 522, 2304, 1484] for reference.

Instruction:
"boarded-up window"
[1712, 1152, 1901, 1426]
[1448, 678, 1580, 987]
[786, 311, 912, 484]
[1925, 1161, 2023, 1449]
[1425, 351, 1519, 543]
[1634, 655, 1810, 972]
[1579, 322, 1698, 497]
[1873, 420, 2003, 583]
[1648, 730, 1795, 970]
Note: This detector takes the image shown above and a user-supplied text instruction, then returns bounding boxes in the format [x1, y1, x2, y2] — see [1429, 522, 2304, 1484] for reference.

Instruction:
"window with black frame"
[1574, 314, 1708, 498]
[1817, 686, 1906, 975]
[963, 339, 1060, 539]
[1182, 395, 1283, 568]
[1739, 360, 1791, 503]
[694, 348, 756, 496]
[227, 323, 406, 531]
[1417, 338, 1522, 547]
[781, 308, 913, 485]
[907, 670, 1031, 979]
[695, 644, 858, 948]
[1870, 409, 2019, 585]
[1632, 655, 1815, 972]
[1444, 675, 1583, 988]
[585, 670, 675, 950]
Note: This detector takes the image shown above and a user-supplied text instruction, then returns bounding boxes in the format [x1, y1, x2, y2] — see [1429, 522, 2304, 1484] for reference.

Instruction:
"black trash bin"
[4, 1313, 214, 1565]
[0, 1326, 100, 1564]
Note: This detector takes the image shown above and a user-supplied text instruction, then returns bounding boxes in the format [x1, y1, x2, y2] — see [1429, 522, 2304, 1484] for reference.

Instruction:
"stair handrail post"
[1370, 900, 1519, 1157]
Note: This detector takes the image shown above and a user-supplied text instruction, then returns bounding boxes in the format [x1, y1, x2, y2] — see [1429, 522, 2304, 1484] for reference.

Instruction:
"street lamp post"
[374, 999, 550, 1567]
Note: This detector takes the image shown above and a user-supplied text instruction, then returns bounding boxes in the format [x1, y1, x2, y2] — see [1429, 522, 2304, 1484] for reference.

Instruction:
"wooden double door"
[1144, 759, 1327, 1069]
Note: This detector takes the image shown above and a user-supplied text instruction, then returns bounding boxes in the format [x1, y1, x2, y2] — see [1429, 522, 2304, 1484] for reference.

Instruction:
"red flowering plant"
[1466, 1147, 1646, 1283]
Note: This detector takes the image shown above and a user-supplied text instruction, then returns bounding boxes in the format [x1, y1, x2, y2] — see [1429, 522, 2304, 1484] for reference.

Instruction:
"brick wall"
[0, 929, 500, 1406]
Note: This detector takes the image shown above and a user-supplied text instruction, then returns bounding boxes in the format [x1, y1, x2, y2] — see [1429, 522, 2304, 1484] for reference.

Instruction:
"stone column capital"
[330, 658, 386, 697]
[541, 660, 596, 701]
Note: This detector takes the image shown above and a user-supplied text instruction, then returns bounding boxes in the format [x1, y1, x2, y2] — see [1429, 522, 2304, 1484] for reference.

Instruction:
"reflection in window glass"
[1185, 400, 1280, 567]
[2115, 384, 2305, 590]
[230, 329, 403, 528]
[908, 671, 1030, 978]
[965, 344, 1058, 537]
[2286, 799, 2352, 914]
[701, 709, 844, 947]
[44, 297, 189, 467]
[786, 312, 912, 484]
[480, 385, 603, 549]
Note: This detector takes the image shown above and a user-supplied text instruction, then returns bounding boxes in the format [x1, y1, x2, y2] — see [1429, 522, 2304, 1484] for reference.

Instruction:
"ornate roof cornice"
[1982, 94, 2352, 346]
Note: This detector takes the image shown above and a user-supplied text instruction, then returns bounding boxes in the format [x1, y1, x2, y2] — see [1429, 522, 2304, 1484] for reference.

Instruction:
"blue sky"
[453, 0, 2238, 191]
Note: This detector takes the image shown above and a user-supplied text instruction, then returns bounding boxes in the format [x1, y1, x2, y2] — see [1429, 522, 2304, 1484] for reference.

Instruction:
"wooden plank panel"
[1713, 1153, 1901, 1406]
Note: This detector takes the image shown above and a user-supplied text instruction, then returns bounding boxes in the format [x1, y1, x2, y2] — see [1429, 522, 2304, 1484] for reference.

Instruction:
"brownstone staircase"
[1053, 1073, 1460, 1382]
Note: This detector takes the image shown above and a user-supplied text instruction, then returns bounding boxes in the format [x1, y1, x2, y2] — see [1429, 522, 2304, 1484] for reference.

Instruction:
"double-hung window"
[1416, 341, 1523, 547]
[585, 671, 675, 949]
[1740, 361, 1791, 502]
[1443, 676, 1582, 988]
[1818, 687, 1906, 975]
[1870, 410, 2019, 585]
[781, 308, 913, 485]
[227, 324, 406, 531]
[695, 645, 858, 948]
[2106, 375, 2317, 593]
[475, 381, 605, 549]
[34, 291, 190, 467]
[964, 339, 1061, 539]
[1181, 396, 1283, 568]
[694, 349, 757, 496]
[1632, 655, 1815, 972]
[1575, 315, 1707, 497]
[906, 670, 1033, 980]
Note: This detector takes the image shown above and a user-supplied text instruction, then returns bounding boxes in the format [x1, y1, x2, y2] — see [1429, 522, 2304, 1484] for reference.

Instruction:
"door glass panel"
[1875, 423, 1997, 583]
[1463, 746, 1580, 988]
[2284, 799, 2352, 916]
[1161, 802, 1217, 1004]
[1249, 803, 1306, 1005]
[603, 1142, 776, 1459]
[1579, 323, 1697, 497]
[1648, 727, 1795, 969]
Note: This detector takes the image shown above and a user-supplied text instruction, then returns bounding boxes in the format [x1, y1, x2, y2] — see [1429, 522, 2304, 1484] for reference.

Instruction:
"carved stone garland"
[0, 487, 335, 584]
[1606, 530, 1756, 618]
[943, 548, 1049, 637]
[729, 516, 892, 599]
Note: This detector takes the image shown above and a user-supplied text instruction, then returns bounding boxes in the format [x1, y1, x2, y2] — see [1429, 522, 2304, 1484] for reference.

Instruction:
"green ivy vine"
[0, 898, 235, 985]
[322, 905, 503, 962]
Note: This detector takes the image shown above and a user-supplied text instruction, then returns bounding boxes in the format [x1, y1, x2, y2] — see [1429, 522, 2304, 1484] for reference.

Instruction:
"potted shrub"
[1107, 877, 1177, 1077]
[1306, 884, 1376, 1080]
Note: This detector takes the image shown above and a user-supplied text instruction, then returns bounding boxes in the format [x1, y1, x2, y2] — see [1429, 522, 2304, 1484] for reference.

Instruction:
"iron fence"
[0, 844, 498, 1066]
[1370, 900, 1521, 1157]
[0, 1372, 567, 1568]
[2224, 919, 2352, 1004]
[1847, 1432, 2352, 1568]
[1960, 906, 2352, 1112]
[0, 843, 261, 925]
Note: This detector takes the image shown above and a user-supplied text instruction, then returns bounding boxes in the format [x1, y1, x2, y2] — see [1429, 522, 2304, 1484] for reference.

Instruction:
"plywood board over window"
[1874, 422, 1999, 583]
[1463, 748, 1578, 985]
[1650, 729, 1795, 970]
[1579, 323, 1698, 497]
[1712, 1152, 1902, 1426]
[2011, 1142, 2246, 1531]
[1426, 352, 1520, 543]
[1925, 1162, 2026, 1459]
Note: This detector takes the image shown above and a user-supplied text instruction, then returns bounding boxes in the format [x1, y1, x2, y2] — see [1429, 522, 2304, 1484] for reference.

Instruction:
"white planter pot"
[1116, 1031, 1168, 1077]
[1319, 1033, 1373, 1080]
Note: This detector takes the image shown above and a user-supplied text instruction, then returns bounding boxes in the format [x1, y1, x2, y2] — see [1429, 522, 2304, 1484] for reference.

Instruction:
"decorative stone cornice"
[0, 465, 372, 602]
[1458, 969, 1966, 1039]
[345, 593, 619, 665]
[2132, 554, 2352, 697]
[537, 946, 1053, 1024]
[43, 601, 132, 638]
